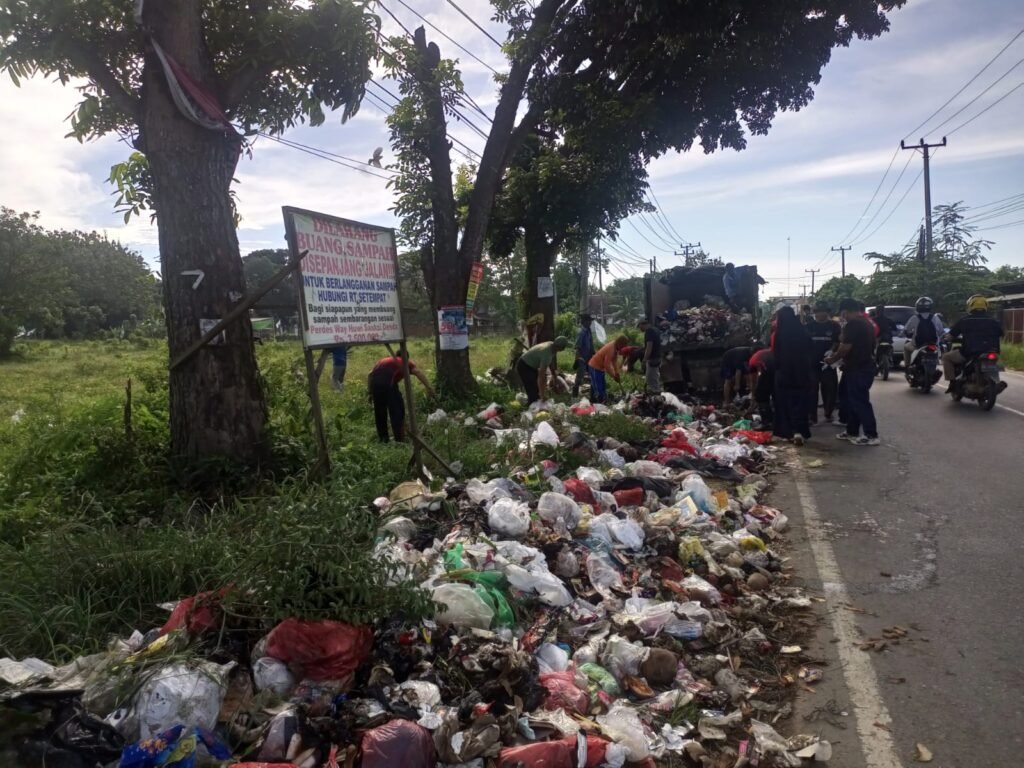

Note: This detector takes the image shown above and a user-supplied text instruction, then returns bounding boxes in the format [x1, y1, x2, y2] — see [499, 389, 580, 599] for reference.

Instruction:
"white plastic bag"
[586, 551, 624, 599]
[597, 704, 650, 761]
[595, 513, 645, 550]
[532, 421, 560, 447]
[466, 478, 511, 504]
[591, 320, 607, 345]
[503, 563, 572, 607]
[626, 460, 666, 477]
[575, 466, 604, 488]
[135, 661, 231, 739]
[433, 583, 494, 629]
[426, 409, 448, 425]
[537, 492, 582, 530]
[705, 441, 747, 464]
[535, 643, 570, 674]
[487, 498, 531, 539]
[602, 635, 649, 680]
[252, 657, 296, 697]
[598, 449, 626, 468]
[679, 474, 716, 514]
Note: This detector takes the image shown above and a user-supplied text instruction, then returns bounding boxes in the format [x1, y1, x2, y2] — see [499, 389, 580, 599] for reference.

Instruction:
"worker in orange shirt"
[588, 335, 629, 403]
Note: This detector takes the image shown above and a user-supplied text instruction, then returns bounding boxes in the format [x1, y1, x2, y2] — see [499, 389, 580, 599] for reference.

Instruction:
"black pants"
[572, 359, 587, 397]
[517, 359, 540, 404]
[810, 366, 838, 420]
[774, 382, 811, 440]
[370, 377, 405, 442]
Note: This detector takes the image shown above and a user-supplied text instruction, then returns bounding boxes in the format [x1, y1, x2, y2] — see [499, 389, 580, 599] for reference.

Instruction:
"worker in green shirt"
[517, 336, 569, 404]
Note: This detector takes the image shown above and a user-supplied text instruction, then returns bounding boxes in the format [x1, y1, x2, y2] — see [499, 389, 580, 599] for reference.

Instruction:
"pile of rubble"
[0, 393, 832, 768]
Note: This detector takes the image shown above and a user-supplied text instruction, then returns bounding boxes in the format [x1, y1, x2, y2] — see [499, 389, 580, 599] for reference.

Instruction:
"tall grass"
[1001, 343, 1024, 371]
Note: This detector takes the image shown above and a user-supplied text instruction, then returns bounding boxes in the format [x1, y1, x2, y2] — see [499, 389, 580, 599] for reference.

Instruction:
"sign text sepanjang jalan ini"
[283, 207, 404, 348]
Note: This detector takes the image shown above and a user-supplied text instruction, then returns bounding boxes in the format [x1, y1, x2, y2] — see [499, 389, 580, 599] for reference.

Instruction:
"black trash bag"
[16, 700, 124, 768]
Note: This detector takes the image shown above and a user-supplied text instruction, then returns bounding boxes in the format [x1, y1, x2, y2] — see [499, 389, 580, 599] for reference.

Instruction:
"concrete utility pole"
[673, 241, 702, 267]
[901, 137, 947, 257]
[805, 268, 820, 296]
[831, 246, 851, 278]
[597, 239, 605, 324]
[799, 284, 808, 299]
[579, 240, 590, 313]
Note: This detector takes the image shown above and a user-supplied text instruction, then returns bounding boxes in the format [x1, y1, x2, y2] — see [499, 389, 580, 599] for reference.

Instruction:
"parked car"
[874, 305, 945, 368]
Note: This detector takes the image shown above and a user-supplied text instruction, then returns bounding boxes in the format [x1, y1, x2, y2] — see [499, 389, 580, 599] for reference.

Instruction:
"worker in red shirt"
[367, 352, 436, 442]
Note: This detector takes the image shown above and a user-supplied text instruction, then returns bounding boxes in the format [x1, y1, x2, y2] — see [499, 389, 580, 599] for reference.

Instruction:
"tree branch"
[219, 0, 273, 113]
[61, 38, 141, 122]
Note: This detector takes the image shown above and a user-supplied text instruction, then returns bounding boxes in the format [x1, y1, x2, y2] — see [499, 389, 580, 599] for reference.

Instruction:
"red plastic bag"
[733, 429, 773, 445]
[571, 404, 596, 416]
[497, 736, 612, 768]
[539, 671, 589, 714]
[563, 477, 597, 505]
[160, 586, 232, 636]
[264, 618, 373, 684]
[660, 430, 697, 454]
[650, 447, 685, 465]
[361, 719, 435, 768]
[612, 487, 643, 508]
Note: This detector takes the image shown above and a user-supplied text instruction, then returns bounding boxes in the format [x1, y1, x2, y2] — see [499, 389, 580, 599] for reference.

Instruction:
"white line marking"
[995, 403, 1024, 418]
[792, 462, 905, 768]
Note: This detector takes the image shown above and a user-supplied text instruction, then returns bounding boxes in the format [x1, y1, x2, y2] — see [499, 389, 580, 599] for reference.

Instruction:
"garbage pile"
[0, 393, 832, 768]
[660, 307, 752, 348]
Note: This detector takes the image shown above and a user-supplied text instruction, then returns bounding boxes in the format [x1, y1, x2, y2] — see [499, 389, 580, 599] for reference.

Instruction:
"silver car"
[873, 305, 945, 368]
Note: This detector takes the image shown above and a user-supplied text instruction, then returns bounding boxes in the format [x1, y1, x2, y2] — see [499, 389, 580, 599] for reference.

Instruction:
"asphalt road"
[773, 368, 1024, 768]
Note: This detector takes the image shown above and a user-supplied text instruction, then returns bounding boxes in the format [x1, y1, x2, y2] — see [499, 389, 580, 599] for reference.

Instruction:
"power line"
[903, 26, 1024, 139]
[635, 212, 679, 250]
[964, 191, 1024, 212]
[946, 80, 1024, 136]
[645, 189, 687, 245]
[388, 0, 500, 75]
[376, 0, 414, 37]
[924, 56, 1024, 136]
[258, 133, 394, 180]
[850, 167, 925, 247]
[844, 151, 917, 245]
[976, 216, 1024, 232]
[644, 198, 683, 245]
[368, 79, 485, 160]
[445, 0, 503, 48]
[627, 219, 676, 253]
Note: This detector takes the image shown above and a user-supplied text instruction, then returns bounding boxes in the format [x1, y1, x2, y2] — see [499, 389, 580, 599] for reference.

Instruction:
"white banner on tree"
[283, 207, 404, 348]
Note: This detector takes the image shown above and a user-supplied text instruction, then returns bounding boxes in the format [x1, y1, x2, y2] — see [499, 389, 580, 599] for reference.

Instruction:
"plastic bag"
[678, 474, 716, 514]
[537, 492, 582, 530]
[536, 643, 570, 674]
[532, 421, 560, 447]
[265, 618, 373, 685]
[471, 582, 515, 628]
[540, 671, 589, 714]
[159, 587, 230, 637]
[595, 513, 645, 550]
[563, 477, 597, 505]
[598, 449, 626, 468]
[597, 704, 650, 761]
[477, 402, 501, 420]
[705, 441, 747, 464]
[503, 563, 572, 606]
[433, 583, 494, 629]
[133, 661, 231, 739]
[252, 657, 296, 697]
[426, 409, 448, 425]
[626, 460, 666, 477]
[575, 466, 604, 488]
[611, 487, 643, 508]
[601, 635, 649, 680]
[682, 574, 722, 606]
[578, 662, 620, 695]
[614, 599, 702, 639]
[554, 547, 580, 578]
[488, 497, 531, 538]
[585, 551, 623, 598]
[591, 319, 607, 344]
[362, 719, 436, 768]
[466, 478, 512, 504]
[119, 724, 230, 768]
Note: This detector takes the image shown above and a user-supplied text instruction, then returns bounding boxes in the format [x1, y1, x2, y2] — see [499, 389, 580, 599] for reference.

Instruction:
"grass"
[1001, 343, 1024, 371]
[0, 334, 653, 661]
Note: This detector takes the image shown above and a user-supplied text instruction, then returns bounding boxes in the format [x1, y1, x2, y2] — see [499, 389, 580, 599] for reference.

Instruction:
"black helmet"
[914, 296, 934, 313]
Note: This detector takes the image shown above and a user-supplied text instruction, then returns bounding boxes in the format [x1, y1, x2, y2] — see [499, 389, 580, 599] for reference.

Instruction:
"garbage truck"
[643, 264, 764, 394]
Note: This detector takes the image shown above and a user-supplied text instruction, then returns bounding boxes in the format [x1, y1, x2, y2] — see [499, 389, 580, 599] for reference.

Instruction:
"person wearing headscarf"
[772, 305, 814, 445]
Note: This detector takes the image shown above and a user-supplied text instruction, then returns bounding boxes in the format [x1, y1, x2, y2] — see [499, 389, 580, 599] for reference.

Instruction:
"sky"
[1, 0, 1023, 300]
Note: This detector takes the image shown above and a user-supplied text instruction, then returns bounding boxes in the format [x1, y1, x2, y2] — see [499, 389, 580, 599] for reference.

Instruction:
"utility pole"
[799, 283, 808, 299]
[804, 268, 819, 296]
[831, 246, 851, 278]
[900, 137, 947, 258]
[579, 240, 590, 313]
[673, 241, 702, 267]
[597, 239, 605, 324]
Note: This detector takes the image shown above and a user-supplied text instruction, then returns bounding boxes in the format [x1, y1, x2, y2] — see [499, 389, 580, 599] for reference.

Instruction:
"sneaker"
[836, 432, 854, 441]
[793, 435, 805, 446]
[831, 417, 845, 426]
[853, 436, 880, 446]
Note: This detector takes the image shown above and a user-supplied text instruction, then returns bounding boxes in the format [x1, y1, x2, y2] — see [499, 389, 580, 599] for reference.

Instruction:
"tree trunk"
[141, 0, 268, 470]
[524, 221, 558, 343]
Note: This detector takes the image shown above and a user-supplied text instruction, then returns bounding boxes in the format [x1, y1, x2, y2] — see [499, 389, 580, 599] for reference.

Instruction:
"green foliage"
[554, 312, 577, 340]
[813, 275, 867, 309]
[243, 248, 300, 322]
[570, 412, 655, 444]
[1001, 344, 1024, 372]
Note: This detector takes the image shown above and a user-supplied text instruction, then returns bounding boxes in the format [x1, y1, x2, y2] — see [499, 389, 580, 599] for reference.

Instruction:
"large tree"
[0, 0, 377, 468]
[385, 0, 902, 391]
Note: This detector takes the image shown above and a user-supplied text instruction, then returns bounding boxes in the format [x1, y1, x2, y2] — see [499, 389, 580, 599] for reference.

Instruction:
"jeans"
[843, 367, 877, 438]
[590, 368, 607, 403]
[370, 379, 405, 441]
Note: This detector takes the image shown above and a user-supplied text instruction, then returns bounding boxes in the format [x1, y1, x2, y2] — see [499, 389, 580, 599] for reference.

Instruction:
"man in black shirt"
[826, 299, 879, 445]
[943, 296, 1004, 389]
[805, 302, 841, 424]
[638, 319, 663, 394]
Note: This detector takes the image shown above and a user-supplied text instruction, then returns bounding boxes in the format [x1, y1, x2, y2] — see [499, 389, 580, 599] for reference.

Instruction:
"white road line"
[995, 403, 1024, 418]
[792, 462, 905, 768]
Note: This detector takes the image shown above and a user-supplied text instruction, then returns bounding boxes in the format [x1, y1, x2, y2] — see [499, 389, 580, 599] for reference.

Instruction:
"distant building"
[988, 280, 1024, 344]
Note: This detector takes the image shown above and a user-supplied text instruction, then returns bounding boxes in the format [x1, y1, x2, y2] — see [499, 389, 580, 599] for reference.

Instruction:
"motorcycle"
[875, 341, 893, 381]
[905, 344, 941, 393]
[950, 351, 1008, 411]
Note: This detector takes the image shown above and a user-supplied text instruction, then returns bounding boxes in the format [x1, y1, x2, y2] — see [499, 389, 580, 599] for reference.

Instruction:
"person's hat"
[553, 336, 569, 350]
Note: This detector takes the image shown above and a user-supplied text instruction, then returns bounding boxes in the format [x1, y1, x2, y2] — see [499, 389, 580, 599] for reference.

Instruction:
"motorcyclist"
[942, 295, 1004, 391]
[871, 305, 896, 367]
[902, 296, 944, 369]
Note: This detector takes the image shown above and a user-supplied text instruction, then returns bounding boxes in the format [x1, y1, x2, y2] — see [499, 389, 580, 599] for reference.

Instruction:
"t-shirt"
[589, 341, 622, 375]
[722, 346, 752, 372]
[644, 327, 662, 362]
[950, 314, 1003, 357]
[805, 319, 840, 361]
[874, 315, 896, 344]
[520, 341, 559, 370]
[370, 356, 416, 385]
[840, 316, 876, 371]
[748, 348, 774, 372]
